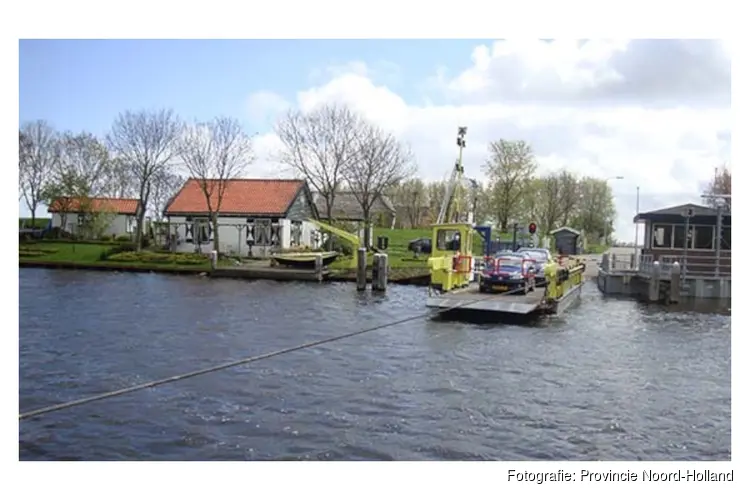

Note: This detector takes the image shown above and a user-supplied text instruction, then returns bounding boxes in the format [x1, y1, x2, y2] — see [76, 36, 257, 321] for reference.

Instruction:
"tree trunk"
[325, 201, 334, 250]
[212, 213, 220, 252]
[30, 204, 37, 228]
[362, 208, 372, 249]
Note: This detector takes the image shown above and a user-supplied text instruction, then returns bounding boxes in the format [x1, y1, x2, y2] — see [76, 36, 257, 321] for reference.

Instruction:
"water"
[18, 268, 731, 461]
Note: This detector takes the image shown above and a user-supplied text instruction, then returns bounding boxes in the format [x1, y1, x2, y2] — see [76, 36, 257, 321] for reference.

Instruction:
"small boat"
[272, 251, 339, 269]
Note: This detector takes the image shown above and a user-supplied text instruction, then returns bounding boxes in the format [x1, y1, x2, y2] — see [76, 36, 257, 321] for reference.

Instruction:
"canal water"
[19, 268, 731, 461]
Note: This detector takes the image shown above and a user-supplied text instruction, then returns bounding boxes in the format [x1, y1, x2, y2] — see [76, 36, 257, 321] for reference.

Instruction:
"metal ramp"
[426, 284, 546, 315]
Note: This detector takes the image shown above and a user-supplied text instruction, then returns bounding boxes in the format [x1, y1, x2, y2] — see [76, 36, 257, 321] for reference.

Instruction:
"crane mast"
[436, 126, 477, 225]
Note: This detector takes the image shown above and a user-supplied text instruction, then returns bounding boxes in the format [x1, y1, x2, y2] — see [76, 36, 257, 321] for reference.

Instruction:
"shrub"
[115, 235, 132, 242]
[105, 251, 208, 266]
[99, 242, 138, 261]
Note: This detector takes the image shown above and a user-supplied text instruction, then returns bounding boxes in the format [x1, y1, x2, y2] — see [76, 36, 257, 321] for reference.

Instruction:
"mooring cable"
[19, 284, 540, 421]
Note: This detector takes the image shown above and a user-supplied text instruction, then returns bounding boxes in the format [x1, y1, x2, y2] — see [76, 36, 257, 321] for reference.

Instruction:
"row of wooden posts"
[356, 247, 388, 292]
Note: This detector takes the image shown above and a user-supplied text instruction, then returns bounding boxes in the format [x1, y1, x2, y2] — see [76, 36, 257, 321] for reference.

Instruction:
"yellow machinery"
[428, 222, 475, 292]
[428, 127, 477, 293]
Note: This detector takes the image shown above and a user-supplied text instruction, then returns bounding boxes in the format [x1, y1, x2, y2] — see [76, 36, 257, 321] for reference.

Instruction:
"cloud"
[244, 39, 730, 242]
[246, 90, 290, 127]
[434, 39, 731, 107]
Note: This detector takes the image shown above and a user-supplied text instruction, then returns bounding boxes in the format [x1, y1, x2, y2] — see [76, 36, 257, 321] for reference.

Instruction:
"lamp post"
[633, 186, 640, 259]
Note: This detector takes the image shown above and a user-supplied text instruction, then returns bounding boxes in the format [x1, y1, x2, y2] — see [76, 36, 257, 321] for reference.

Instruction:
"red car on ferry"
[479, 255, 537, 295]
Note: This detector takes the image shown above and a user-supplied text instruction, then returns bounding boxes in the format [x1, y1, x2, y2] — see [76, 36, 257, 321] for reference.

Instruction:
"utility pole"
[633, 185, 640, 259]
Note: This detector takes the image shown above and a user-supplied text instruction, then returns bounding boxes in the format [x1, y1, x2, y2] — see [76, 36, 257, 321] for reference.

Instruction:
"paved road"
[579, 246, 639, 278]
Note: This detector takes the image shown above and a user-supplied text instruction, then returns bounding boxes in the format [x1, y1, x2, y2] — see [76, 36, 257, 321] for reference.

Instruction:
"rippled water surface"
[19, 268, 731, 460]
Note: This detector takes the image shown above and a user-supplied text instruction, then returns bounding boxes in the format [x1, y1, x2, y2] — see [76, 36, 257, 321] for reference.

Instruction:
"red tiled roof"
[48, 197, 140, 215]
[164, 178, 306, 216]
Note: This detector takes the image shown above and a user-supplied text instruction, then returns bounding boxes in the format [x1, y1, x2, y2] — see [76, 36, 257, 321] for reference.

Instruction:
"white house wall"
[168, 216, 320, 256]
[51, 212, 134, 238]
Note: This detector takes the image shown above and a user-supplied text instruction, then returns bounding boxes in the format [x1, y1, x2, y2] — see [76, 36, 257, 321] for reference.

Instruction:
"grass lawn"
[328, 226, 515, 270]
[19, 218, 51, 229]
[19, 241, 113, 262]
[18, 241, 220, 271]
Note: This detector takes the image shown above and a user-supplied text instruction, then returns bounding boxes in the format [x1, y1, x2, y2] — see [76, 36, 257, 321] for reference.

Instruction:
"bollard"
[314, 254, 324, 282]
[372, 253, 388, 292]
[600, 253, 610, 272]
[669, 261, 681, 303]
[648, 260, 661, 302]
[210, 250, 218, 271]
[356, 247, 367, 291]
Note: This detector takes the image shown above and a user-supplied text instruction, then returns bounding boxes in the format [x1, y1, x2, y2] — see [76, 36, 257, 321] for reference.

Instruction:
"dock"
[211, 261, 330, 282]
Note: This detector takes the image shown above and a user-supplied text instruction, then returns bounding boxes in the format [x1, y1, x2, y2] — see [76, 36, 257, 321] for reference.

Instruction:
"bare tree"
[58, 132, 112, 197]
[275, 104, 360, 222]
[106, 109, 181, 250]
[177, 117, 254, 252]
[344, 124, 415, 246]
[19, 120, 60, 226]
[391, 178, 427, 228]
[150, 170, 184, 221]
[101, 157, 138, 198]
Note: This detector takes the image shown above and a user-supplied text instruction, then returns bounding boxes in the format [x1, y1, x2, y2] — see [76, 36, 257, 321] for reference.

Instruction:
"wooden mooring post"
[372, 253, 388, 292]
[314, 254, 324, 282]
[648, 261, 661, 302]
[669, 261, 681, 304]
[356, 247, 367, 291]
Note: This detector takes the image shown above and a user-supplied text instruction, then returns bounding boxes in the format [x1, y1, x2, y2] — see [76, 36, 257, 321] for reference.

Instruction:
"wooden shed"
[550, 226, 581, 255]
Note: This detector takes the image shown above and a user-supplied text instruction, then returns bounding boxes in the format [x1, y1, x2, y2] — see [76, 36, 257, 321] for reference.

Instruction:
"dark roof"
[313, 191, 396, 221]
[550, 226, 581, 236]
[633, 203, 720, 223]
[164, 178, 306, 216]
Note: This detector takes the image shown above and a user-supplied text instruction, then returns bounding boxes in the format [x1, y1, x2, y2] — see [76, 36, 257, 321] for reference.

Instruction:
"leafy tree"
[482, 139, 537, 232]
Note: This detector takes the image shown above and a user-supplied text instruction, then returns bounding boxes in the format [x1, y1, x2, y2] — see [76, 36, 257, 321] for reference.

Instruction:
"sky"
[18, 39, 732, 242]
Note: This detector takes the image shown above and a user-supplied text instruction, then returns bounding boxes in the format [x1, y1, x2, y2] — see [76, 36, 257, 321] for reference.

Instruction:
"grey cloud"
[595, 40, 730, 107]
[442, 39, 730, 107]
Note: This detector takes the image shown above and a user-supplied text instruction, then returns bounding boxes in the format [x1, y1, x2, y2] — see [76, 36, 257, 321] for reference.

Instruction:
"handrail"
[638, 253, 731, 278]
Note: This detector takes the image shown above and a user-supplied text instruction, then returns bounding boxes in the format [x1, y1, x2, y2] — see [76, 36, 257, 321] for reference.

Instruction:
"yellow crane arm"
[306, 219, 361, 248]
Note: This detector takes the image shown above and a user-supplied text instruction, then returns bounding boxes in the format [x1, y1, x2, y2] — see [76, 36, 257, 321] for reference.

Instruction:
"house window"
[652, 224, 673, 248]
[192, 219, 210, 244]
[673, 224, 692, 250]
[437, 229, 460, 251]
[693, 225, 714, 250]
[126, 216, 136, 233]
[254, 219, 272, 245]
[291, 221, 303, 246]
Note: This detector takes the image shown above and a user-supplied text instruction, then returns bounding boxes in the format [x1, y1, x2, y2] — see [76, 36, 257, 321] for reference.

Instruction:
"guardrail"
[638, 253, 731, 279]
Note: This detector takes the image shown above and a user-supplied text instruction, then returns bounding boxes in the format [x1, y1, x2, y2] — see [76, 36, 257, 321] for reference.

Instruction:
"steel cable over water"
[19, 285, 541, 421]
